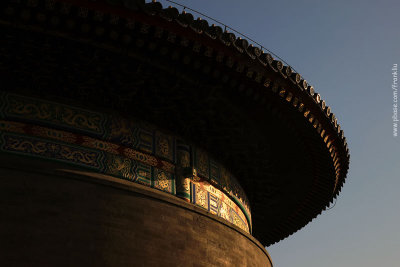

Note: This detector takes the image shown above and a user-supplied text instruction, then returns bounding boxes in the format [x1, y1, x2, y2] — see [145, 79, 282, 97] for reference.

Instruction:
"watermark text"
[393, 63, 398, 137]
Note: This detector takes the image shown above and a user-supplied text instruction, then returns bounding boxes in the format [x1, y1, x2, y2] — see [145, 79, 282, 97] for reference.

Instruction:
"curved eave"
[0, 0, 350, 246]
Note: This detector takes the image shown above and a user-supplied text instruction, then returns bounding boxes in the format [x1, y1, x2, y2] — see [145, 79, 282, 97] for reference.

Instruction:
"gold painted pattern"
[82, 136, 119, 154]
[6, 138, 47, 154]
[3, 135, 100, 167]
[106, 155, 135, 180]
[0, 120, 25, 134]
[123, 148, 158, 167]
[195, 184, 208, 209]
[7, 95, 104, 134]
[192, 179, 249, 233]
[158, 136, 170, 157]
[60, 107, 102, 133]
[31, 126, 77, 143]
[0, 120, 174, 174]
[109, 118, 137, 145]
[1, 95, 252, 230]
[154, 170, 172, 192]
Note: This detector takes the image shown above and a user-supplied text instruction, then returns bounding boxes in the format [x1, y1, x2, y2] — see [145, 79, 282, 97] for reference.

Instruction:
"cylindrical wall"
[0, 158, 272, 267]
[0, 92, 252, 233]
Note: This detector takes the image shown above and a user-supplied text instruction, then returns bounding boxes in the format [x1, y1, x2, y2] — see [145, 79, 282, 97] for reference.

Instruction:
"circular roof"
[0, 0, 349, 246]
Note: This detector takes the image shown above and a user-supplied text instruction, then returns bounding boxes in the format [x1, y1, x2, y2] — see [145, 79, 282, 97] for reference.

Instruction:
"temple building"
[0, 0, 349, 266]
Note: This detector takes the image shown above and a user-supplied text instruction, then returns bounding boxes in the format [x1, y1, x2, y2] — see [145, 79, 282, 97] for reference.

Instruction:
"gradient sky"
[157, 0, 400, 266]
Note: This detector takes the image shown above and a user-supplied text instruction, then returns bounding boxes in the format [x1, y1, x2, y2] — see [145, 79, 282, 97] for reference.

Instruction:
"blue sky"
[157, 1, 400, 266]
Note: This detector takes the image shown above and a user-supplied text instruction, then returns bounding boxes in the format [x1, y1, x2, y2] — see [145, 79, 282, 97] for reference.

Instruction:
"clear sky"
[157, 0, 400, 266]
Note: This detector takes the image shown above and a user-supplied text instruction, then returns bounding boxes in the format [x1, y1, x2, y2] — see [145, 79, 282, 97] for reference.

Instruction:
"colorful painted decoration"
[0, 93, 251, 232]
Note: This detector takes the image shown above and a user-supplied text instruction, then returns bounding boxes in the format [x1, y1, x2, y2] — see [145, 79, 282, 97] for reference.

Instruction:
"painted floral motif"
[106, 154, 136, 181]
[154, 170, 172, 192]
[195, 186, 208, 209]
